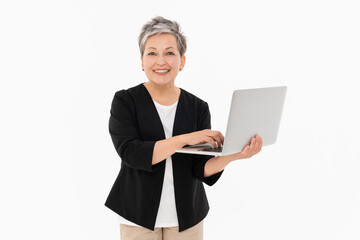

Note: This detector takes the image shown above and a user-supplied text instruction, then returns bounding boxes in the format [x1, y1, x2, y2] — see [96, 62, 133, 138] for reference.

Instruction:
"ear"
[180, 55, 186, 70]
[141, 57, 144, 70]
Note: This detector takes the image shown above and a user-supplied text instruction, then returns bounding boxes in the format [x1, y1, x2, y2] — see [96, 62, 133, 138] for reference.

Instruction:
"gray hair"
[138, 16, 187, 58]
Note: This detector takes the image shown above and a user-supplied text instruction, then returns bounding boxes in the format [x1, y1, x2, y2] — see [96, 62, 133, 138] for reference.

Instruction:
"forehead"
[145, 33, 178, 50]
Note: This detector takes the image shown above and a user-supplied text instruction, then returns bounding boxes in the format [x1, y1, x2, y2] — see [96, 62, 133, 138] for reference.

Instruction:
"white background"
[1, 0, 359, 239]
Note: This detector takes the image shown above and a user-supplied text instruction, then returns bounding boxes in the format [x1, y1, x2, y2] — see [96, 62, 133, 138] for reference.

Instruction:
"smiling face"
[141, 33, 185, 87]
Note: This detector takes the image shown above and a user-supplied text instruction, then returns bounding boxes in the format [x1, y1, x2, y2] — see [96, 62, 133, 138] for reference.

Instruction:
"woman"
[105, 16, 262, 240]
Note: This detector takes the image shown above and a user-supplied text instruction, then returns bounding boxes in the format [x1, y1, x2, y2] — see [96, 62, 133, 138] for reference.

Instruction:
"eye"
[166, 52, 175, 55]
[147, 52, 156, 56]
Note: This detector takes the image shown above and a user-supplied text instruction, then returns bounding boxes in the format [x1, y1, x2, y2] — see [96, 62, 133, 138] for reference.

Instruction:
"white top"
[117, 99, 179, 227]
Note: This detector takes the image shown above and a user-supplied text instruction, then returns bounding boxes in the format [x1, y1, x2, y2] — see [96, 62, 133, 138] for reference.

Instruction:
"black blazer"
[104, 83, 223, 232]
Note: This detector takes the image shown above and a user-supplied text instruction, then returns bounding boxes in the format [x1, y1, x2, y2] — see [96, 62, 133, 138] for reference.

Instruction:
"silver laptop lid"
[222, 86, 287, 156]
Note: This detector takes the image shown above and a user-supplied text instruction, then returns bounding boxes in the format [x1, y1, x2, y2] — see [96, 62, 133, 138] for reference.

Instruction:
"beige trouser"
[120, 221, 203, 240]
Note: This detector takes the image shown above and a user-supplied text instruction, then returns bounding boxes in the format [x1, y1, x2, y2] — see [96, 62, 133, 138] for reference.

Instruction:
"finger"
[254, 136, 263, 154]
[249, 137, 256, 152]
[219, 132, 225, 145]
[208, 131, 222, 147]
[214, 133, 223, 147]
[240, 145, 251, 158]
[211, 131, 224, 145]
[205, 137, 217, 148]
[250, 137, 258, 156]
[258, 136, 263, 151]
[241, 144, 250, 153]
[254, 135, 260, 151]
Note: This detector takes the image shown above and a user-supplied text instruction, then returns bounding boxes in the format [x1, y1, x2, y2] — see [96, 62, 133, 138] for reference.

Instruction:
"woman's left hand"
[203, 134, 263, 177]
[228, 134, 263, 161]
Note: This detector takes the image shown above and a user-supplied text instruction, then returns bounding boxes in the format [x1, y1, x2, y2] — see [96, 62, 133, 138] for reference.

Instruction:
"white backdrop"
[1, 0, 359, 239]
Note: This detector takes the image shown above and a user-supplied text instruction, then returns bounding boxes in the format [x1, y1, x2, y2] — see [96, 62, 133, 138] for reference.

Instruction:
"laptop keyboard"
[201, 146, 223, 152]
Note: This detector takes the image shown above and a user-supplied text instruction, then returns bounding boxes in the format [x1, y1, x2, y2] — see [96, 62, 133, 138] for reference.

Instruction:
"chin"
[150, 78, 175, 86]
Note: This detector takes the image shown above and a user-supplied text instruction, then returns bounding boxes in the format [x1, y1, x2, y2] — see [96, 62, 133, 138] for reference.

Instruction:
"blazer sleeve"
[192, 101, 224, 186]
[108, 90, 157, 172]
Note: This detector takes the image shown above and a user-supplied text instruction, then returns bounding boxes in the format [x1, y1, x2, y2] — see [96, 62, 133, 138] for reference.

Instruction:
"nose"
[155, 55, 166, 65]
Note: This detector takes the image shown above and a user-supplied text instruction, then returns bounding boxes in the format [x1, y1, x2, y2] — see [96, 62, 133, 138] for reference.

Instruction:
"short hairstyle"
[138, 16, 187, 58]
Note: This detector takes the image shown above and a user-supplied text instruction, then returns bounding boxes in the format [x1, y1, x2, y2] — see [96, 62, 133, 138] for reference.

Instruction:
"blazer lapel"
[139, 83, 166, 140]
[173, 88, 197, 137]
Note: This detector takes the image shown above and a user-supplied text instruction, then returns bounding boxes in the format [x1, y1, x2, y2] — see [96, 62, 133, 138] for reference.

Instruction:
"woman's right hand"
[184, 129, 225, 148]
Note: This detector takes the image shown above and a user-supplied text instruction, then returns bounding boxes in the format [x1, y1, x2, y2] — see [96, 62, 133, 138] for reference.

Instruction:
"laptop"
[175, 86, 287, 156]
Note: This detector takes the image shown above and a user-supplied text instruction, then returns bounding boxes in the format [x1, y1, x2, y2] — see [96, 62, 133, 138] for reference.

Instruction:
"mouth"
[153, 69, 170, 73]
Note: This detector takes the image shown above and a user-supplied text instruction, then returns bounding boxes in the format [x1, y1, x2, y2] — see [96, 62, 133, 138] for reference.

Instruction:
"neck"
[143, 81, 180, 105]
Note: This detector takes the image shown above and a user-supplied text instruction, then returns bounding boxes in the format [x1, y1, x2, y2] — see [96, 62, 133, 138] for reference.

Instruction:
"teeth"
[154, 69, 170, 73]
